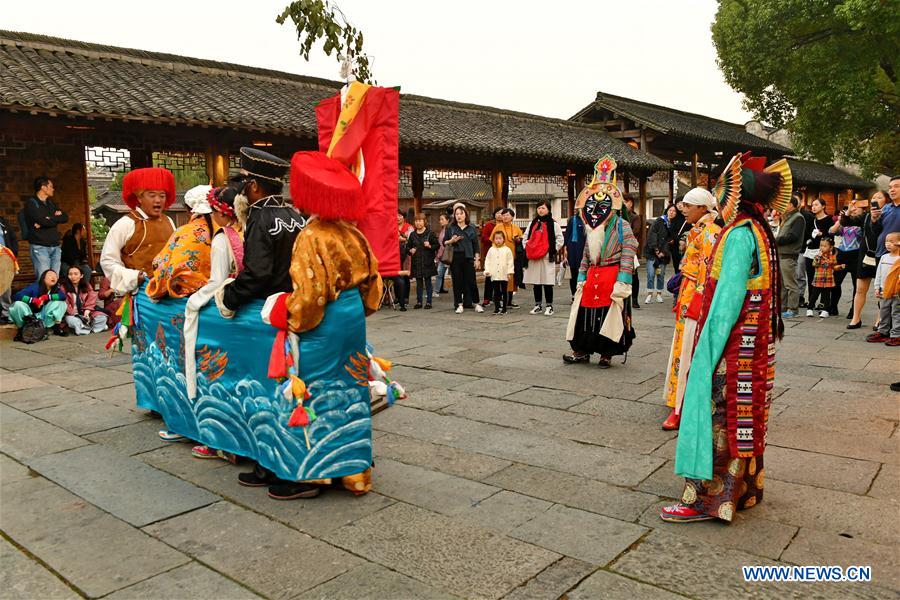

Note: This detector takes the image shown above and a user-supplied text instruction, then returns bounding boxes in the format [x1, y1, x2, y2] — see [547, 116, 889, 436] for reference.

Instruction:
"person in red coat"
[480, 207, 502, 306]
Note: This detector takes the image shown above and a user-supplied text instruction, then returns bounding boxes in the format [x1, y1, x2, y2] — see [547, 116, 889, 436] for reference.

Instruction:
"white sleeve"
[555, 221, 564, 250]
[100, 218, 141, 295]
[186, 233, 231, 312]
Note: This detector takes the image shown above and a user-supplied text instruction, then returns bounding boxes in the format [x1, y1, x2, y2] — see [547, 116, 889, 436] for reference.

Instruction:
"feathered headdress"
[713, 152, 792, 226]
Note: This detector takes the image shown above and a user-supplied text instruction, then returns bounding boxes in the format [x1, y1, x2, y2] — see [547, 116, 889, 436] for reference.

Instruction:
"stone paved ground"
[1, 278, 898, 599]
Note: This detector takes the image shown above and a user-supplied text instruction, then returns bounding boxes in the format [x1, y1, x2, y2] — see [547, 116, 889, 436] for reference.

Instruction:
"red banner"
[316, 87, 401, 277]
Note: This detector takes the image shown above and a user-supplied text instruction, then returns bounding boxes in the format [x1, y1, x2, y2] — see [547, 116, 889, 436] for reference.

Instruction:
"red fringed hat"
[121, 168, 176, 210]
[289, 151, 364, 222]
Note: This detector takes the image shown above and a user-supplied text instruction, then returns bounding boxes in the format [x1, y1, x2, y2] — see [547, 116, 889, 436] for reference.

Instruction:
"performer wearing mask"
[217, 147, 304, 316]
[660, 187, 722, 431]
[662, 152, 791, 523]
[563, 156, 638, 369]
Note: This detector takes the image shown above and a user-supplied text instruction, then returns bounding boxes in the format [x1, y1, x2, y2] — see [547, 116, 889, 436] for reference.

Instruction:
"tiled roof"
[572, 91, 792, 155]
[0, 30, 670, 172]
[787, 158, 872, 190]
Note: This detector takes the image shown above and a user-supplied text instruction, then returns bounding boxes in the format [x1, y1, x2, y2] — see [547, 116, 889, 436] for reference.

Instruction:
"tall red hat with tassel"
[289, 151, 364, 222]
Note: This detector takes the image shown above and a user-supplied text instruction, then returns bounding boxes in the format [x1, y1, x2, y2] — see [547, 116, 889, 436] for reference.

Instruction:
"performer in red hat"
[99, 167, 176, 295]
[236, 150, 383, 500]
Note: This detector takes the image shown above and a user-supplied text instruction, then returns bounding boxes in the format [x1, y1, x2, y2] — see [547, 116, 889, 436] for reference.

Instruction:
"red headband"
[207, 188, 235, 217]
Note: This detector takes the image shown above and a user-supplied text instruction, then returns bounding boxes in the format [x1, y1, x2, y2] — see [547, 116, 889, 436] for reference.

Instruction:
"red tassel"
[288, 405, 310, 428]
[267, 330, 289, 379]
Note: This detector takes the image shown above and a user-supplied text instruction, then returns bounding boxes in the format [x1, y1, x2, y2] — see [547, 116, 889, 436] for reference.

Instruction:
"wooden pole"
[205, 141, 228, 186]
[412, 166, 424, 215]
[691, 152, 699, 187]
[668, 170, 675, 203]
[492, 169, 505, 211]
[639, 176, 647, 215]
[567, 173, 576, 217]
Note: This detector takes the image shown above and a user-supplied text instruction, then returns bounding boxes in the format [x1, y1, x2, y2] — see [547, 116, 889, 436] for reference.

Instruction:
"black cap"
[239, 147, 289, 183]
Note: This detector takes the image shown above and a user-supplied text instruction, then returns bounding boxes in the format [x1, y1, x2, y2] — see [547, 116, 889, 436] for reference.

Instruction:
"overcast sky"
[6, 0, 753, 124]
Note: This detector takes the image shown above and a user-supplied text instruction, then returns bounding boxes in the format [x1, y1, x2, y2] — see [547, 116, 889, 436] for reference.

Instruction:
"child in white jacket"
[484, 230, 515, 314]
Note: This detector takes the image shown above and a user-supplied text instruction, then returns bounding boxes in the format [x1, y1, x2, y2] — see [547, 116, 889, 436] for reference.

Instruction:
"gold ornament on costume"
[708, 475, 725, 496]
[743, 496, 757, 508]
[749, 457, 757, 475]
[728, 459, 745, 477]
[756, 468, 765, 489]
[718, 502, 735, 521]
[682, 483, 697, 504]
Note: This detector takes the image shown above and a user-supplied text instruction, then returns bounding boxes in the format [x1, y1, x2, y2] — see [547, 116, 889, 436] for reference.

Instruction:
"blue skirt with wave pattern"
[131, 286, 371, 481]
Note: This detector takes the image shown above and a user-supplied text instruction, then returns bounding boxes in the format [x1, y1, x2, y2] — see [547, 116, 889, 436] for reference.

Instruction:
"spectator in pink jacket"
[61, 265, 108, 335]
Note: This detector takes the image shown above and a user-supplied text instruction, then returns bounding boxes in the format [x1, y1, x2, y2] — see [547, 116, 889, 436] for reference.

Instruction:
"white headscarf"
[184, 184, 213, 215]
[682, 187, 717, 211]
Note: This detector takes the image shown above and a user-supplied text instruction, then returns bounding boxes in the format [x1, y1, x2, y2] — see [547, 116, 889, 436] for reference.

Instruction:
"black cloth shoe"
[398, 305, 407, 312]
[413, 303, 422, 309]
[597, 356, 612, 369]
[267, 481, 322, 500]
[424, 303, 433, 309]
[238, 464, 280, 487]
[53, 324, 68, 337]
[891, 382, 900, 393]
[633, 302, 641, 310]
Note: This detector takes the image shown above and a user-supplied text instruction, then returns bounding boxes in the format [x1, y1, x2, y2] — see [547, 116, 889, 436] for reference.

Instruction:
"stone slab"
[28, 444, 218, 527]
[137, 442, 232, 481]
[84, 383, 137, 407]
[0, 538, 80, 600]
[635, 461, 684, 500]
[294, 561, 460, 600]
[85, 420, 169, 456]
[781, 528, 900, 593]
[30, 399, 147, 435]
[561, 415, 677, 454]
[765, 445, 880, 495]
[0, 453, 34, 485]
[144, 502, 362, 600]
[188, 462, 396, 537]
[0, 404, 89, 461]
[373, 457, 499, 516]
[450, 377, 531, 399]
[867, 463, 899, 500]
[509, 504, 647, 565]
[374, 433, 512, 480]
[399, 387, 468, 411]
[502, 386, 590, 410]
[754, 479, 899, 546]
[612, 530, 884, 600]
[324, 502, 559, 600]
[1, 477, 189, 598]
[56, 366, 134, 393]
[485, 463, 659, 522]
[0, 346, 59, 370]
[0, 384, 88, 412]
[568, 569, 686, 599]
[0, 371, 46, 393]
[455, 490, 553, 534]
[105, 562, 264, 599]
[502, 557, 596, 600]
[637, 501, 798, 560]
[374, 406, 665, 487]
[568, 395, 670, 423]
[440, 396, 586, 434]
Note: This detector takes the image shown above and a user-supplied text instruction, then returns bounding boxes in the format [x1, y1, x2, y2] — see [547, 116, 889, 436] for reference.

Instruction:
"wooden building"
[0, 30, 668, 283]
[570, 90, 875, 217]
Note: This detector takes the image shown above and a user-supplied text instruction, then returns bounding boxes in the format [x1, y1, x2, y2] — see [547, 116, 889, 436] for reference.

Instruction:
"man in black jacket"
[218, 148, 305, 316]
[0, 216, 18, 322]
[24, 176, 68, 281]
